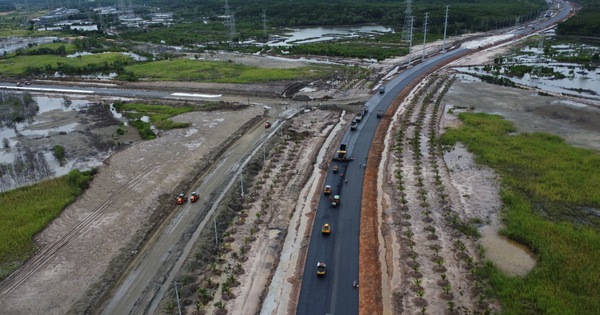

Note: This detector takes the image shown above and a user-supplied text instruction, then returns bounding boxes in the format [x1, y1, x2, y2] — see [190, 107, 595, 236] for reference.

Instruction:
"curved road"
[296, 1, 573, 314]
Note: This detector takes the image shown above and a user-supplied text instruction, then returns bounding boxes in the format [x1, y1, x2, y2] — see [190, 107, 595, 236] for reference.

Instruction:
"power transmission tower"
[262, 10, 267, 39]
[401, 0, 413, 41]
[537, 33, 545, 62]
[229, 13, 236, 43]
[224, 0, 236, 43]
[422, 12, 428, 61]
[442, 5, 449, 52]
[408, 16, 414, 65]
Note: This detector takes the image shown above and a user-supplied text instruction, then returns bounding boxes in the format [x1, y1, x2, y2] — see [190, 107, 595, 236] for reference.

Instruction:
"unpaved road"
[0, 12, 593, 314]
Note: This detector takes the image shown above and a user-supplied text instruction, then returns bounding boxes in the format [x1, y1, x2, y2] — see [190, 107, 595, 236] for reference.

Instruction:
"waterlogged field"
[441, 113, 600, 314]
[113, 102, 197, 140]
[0, 170, 93, 280]
[124, 59, 335, 83]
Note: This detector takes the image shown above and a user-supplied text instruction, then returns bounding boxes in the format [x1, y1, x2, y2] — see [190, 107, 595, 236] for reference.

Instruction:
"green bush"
[441, 113, 600, 314]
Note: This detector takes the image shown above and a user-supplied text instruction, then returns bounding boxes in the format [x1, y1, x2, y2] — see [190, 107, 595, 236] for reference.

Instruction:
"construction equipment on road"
[190, 192, 199, 203]
[176, 193, 188, 204]
[317, 262, 327, 276]
[321, 223, 331, 235]
[335, 143, 348, 161]
[330, 195, 340, 207]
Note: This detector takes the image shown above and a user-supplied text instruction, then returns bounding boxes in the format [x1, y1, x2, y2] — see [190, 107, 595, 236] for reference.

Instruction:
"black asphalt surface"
[296, 1, 572, 313]
[297, 48, 468, 315]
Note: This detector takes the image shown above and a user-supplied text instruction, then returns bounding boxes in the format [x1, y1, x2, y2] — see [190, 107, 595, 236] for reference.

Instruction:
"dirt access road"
[3, 28, 596, 315]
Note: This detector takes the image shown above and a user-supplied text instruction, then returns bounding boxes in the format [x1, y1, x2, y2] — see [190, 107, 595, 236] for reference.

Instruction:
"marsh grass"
[124, 59, 334, 83]
[0, 170, 93, 280]
[113, 102, 197, 139]
[441, 112, 600, 314]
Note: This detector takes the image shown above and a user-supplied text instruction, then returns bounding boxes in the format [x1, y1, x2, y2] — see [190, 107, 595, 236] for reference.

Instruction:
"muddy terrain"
[1, 33, 599, 315]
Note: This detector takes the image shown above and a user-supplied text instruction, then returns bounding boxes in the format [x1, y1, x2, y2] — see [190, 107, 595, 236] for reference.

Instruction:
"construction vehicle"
[335, 144, 347, 161]
[330, 195, 340, 207]
[322, 223, 331, 235]
[316, 262, 327, 276]
[176, 193, 188, 204]
[377, 110, 383, 118]
[190, 192, 199, 203]
[355, 112, 363, 122]
[324, 185, 332, 195]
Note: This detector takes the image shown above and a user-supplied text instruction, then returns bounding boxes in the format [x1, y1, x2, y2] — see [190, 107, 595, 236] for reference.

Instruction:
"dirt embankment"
[0, 103, 265, 315]
[155, 109, 348, 315]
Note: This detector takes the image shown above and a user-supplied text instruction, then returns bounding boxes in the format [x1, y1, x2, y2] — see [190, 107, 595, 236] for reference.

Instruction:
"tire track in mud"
[0, 163, 156, 300]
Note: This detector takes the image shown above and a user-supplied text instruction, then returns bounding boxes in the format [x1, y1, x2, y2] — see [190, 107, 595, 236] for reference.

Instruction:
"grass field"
[124, 59, 335, 83]
[0, 52, 133, 76]
[0, 170, 93, 280]
[113, 102, 197, 140]
[440, 113, 600, 314]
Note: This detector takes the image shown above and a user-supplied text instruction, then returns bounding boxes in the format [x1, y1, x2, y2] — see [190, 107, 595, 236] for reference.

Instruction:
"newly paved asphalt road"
[296, 48, 468, 315]
[296, 2, 572, 313]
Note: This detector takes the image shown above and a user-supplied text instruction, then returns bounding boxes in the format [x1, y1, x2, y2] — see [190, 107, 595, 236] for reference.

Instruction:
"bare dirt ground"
[2, 30, 599, 315]
[0, 103, 264, 314]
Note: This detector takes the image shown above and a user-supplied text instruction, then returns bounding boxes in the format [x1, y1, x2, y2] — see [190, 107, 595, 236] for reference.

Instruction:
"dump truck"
[355, 112, 363, 122]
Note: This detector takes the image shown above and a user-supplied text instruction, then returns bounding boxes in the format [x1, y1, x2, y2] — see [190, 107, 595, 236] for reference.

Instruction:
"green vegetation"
[557, 0, 600, 38]
[124, 59, 334, 83]
[114, 0, 545, 48]
[286, 42, 408, 61]
[113, 102, 197, 140]
[440, 113, 600, 314]
[0, 92, 37, 125]
[0, 52, 134, 77]
[0, 170, 95, 280]
[52, 145, 66, 166]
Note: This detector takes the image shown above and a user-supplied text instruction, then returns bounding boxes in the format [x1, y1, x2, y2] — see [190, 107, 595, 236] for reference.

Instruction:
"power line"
[422, 12, 428, 61]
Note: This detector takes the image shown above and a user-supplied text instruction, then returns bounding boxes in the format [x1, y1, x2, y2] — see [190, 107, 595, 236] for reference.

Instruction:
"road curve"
[296, 1, 573, 314]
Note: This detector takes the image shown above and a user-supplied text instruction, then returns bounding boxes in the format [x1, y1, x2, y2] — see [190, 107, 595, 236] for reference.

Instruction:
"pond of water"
[267, 25, 393, 46]
[454, 42, 600, 100]
[0, 96, 105, 191]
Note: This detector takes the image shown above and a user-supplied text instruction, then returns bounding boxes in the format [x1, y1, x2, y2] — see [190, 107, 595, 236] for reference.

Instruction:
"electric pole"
[442, 6, 449, 52]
